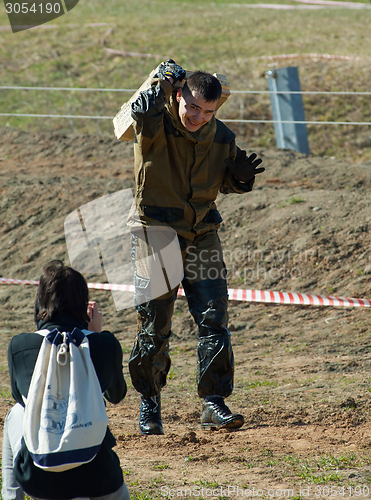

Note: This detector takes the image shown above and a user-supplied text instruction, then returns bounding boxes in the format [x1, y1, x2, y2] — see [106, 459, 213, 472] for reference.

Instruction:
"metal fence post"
[266, 66, 310, 155]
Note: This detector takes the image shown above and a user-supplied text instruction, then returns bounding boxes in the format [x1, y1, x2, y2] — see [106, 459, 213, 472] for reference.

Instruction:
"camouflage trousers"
[128, 229, 234, 399]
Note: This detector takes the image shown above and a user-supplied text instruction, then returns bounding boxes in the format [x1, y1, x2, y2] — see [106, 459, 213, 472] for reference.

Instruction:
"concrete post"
[266, 66, 310, 155]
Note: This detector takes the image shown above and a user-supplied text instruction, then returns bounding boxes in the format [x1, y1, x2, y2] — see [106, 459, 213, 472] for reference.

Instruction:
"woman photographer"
[2, 260, 129, 500]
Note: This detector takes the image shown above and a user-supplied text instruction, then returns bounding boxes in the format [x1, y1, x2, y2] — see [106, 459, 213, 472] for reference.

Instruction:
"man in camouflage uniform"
[128, 60, 264, 434]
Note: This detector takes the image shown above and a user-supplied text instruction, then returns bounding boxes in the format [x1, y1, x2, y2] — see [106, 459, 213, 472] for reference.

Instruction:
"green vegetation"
[0, 0, 371, 160]
[191, 479, 221, 488]
[152, 462, 170, 470]
[129, 452, 371, 498]
[130, 492, 157, 500]
[289, 196, 306, 205]
[120, 343, 132, 354]
[167, 369, 178, 380]
[0, 388, 12, 398]
[245, 379, 277, 390]
[298, 465, 343, 483]
[279, 195, 306, 208]
[281, 452, 371, 483]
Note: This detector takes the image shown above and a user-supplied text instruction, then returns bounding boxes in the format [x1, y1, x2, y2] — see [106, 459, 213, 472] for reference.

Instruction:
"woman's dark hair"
[182, 71, 222, 103]
[34, 260, 90, 325]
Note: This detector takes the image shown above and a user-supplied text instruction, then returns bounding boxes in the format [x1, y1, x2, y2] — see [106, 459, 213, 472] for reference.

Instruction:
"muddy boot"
[201, 396, 244, 430]
[139, 395, 164, 435]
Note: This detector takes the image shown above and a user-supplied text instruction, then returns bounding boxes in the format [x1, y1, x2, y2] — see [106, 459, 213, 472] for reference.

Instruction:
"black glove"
[156, 59, 186, 85]
[225, 150, 264, 183]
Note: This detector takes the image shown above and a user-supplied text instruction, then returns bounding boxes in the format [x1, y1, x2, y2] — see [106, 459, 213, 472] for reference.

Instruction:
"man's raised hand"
[156, 59, 186, 85]
[225, 150, 265, 183]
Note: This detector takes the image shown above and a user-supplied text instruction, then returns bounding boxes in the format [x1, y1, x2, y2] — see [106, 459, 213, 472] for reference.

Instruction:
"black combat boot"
[201, 396, 244, 430]
[139, 395, 164, 435]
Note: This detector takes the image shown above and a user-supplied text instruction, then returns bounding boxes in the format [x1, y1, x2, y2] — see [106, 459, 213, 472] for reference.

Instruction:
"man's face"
[176, 88, 217, 132]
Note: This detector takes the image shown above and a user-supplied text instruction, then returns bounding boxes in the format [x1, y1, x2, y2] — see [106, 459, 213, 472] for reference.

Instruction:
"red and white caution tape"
[226, 288, 371, 308]
[1, 277, 370, 308]
[0, 278, 39, 286]
[87, 282, 135, 292]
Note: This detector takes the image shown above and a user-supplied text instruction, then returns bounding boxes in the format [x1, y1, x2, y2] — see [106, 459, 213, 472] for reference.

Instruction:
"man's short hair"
[182, 71, 222, 103]
[34, 260, 90, 325]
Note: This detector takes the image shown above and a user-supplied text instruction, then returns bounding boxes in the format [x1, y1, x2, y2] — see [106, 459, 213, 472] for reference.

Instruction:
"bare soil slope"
[1, 127, 371, 498]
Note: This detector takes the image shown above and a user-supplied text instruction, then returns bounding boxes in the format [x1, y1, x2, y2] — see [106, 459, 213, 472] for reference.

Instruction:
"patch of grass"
[289, 195, 306, 205]
[279, 195, 306, 207]
[120, 343, 132, 354]
[0, 389, 12, 398]
[0, 1, 371, 161]
[245, 379, 277, 390]
[241, 461, 255, 469]
[265, 458, 279, 467]
[322, 452, 371, 469]
[298, 464, 343, 483]
[191, 479, 220, 488]
[152, 462, 170, 470]
[167, 369, 178, 380]
[280, 452, 371, 484]
[284, 343, 307, 353]
[130, 492, 158, 500]
[149, 475, 165, 487]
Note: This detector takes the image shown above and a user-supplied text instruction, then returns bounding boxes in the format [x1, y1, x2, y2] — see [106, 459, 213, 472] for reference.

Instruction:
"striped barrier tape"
[1, 277, 370, 308]
[226, 288, 371, 308]
[0, 278, 40, 286]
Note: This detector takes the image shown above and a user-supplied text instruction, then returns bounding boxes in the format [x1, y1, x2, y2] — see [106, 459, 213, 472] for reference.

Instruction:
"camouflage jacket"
[130, 77, 254, 241]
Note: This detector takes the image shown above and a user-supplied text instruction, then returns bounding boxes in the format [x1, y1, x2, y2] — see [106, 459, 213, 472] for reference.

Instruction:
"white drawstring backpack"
[23, 327, 109, 472]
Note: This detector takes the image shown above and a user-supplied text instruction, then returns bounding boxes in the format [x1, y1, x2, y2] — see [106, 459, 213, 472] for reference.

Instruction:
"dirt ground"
[1, 126, 371, 499]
